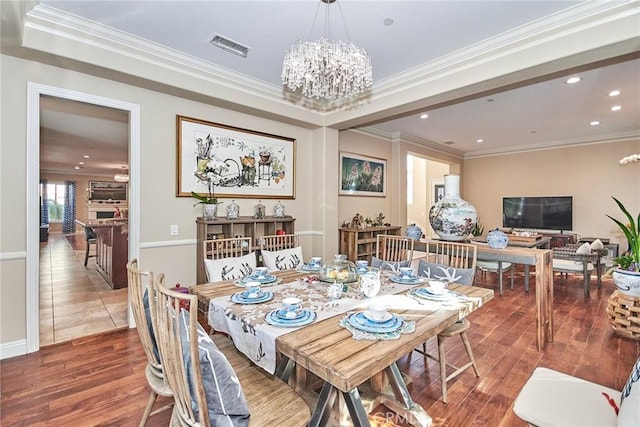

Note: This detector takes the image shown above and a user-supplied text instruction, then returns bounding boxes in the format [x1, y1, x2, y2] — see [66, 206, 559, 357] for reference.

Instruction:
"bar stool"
[84, 226, 97, 267]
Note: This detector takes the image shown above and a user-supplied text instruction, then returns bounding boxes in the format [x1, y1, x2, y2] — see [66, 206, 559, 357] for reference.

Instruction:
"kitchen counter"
[77, 219, 128, 289]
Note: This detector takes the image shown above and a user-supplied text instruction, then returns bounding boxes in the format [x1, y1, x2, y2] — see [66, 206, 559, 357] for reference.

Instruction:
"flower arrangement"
[607, 197, 639, 272]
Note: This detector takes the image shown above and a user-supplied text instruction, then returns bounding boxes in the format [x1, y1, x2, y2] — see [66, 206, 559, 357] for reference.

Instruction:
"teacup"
[429, 280, 447, 293]
[309, 257, 322, 267]
[367, 302, 391, 321]
[282, 297, 301, 318]
[399, 267, 414, 279]
[244, 282, 261, 298]
[254, 267, 268, 278]
[356, 260, 369, 271]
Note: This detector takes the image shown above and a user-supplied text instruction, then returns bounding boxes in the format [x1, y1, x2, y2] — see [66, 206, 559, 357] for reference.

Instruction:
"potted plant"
[191, 178, 221, 220]
[607, 196, 640, 296]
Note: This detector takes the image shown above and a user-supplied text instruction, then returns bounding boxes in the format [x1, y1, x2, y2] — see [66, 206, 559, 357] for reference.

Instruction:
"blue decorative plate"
[346, 312, 403, 333]
[265, 309, 316, 327]
[230, 290, 274, 304]
[389, 275, 426, 285]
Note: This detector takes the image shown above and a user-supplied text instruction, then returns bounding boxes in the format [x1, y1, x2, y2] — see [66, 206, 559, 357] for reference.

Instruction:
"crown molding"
[463, 131, 640, 159]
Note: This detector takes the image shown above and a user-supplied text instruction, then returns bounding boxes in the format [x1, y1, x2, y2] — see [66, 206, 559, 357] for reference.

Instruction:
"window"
[407, 155, 414, 205]
[44, 183, 65, 222]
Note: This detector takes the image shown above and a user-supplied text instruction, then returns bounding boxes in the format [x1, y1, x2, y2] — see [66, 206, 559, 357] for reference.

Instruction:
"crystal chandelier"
[281, 0, 372, 101]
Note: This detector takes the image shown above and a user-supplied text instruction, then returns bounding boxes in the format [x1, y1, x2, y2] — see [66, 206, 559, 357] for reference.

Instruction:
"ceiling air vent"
[210, 34, 250, 58]
[443, 141, 455, 145]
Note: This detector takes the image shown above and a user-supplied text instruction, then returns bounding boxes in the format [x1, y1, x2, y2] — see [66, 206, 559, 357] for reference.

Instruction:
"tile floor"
[39, 232, 129, 346]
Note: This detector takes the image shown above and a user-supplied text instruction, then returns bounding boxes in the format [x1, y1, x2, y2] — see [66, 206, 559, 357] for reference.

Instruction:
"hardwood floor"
[39, 233, 128, 345]
[2, 269, 638, 426]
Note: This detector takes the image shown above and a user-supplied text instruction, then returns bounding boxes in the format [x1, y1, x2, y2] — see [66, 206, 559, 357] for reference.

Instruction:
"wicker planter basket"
[606, 290, 640, 340]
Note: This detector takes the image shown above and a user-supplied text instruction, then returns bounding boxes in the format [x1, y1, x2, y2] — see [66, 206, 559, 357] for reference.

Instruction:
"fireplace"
[96, 211, 115, 219]
[87, 201, 127, 219]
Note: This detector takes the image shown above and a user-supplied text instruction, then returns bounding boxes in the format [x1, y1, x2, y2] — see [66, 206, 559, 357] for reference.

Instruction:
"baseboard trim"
[0, 339, 27, 360]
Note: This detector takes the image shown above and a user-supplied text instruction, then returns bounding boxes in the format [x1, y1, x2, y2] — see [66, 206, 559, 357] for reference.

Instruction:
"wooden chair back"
[260, 234, 299, 251]
[376, 234, 414, 263]
[153, 273, 209, 426]
[203, 237, 252, 261]
[126, 259, 163, 376]
[426, 240, 478, 272]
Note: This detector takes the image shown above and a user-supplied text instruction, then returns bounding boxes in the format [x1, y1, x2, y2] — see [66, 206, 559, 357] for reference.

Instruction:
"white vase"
[202, 204, 218, 220]
[428, 174, 477, 241]
[612, 268, 640, 297]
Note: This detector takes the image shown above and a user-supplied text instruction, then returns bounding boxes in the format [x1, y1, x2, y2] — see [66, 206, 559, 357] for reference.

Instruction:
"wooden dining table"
[190, 270, 494, 427]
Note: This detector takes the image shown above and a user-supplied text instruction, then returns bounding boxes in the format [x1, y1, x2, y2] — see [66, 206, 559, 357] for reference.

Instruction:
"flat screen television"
[502, 196, 573, 231]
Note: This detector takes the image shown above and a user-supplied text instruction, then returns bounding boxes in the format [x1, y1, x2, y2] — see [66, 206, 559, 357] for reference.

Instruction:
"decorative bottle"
[428, 174, 477, 241]
[273, 201, 285, 218]
[226, 200, 239, 220]
[254, 200, 265, 219]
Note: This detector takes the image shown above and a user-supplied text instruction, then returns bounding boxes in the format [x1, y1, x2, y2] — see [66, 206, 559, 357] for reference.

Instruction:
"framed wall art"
[429, 178, 445, 204]
[177, 115, 296, 199]
[89, 181, 127, 201]
[339, 152, 387, 197]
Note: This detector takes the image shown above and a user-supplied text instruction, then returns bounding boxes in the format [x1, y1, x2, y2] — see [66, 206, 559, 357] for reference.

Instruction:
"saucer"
[275, 308, 306, 320]
[230, 290, 273, 304]
[265, 309, 316, 327]
[362, 310, 393, 323]
[389, 275, 426, 285]
[246, 274, 278, 284]
[300, 264, 322, 272]
[424, 286, 447, 295]
[346, 312, 403, 333]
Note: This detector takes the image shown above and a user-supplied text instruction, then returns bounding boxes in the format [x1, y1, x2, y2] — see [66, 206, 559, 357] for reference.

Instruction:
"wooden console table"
[415, 241, 554, 351]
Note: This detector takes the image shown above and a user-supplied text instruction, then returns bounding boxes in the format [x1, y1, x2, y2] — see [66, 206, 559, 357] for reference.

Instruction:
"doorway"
[26, 83, 140, 353]
[406, 154, 449, 239]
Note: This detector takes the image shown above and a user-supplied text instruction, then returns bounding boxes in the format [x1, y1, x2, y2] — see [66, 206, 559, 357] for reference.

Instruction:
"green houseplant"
[607, 196, 640, 272]
[607, 196, 640, 296]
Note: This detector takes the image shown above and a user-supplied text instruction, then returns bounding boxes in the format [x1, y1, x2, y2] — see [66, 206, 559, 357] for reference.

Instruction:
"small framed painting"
[339, 152, 387, 197]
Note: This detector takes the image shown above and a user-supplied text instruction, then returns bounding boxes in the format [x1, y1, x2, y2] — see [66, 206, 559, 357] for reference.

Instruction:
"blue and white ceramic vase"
[487, 228, 509, 249]
[612, 268, 640, 297]
[428, 174, 477, 241]
[405, 224, 423, 240]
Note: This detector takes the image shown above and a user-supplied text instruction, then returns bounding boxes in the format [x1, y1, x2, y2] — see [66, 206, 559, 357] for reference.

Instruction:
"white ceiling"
[8, 0, 639, 176]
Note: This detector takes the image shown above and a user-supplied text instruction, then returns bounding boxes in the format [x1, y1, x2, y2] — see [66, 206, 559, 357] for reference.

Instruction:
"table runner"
[208, 271, 483, 373]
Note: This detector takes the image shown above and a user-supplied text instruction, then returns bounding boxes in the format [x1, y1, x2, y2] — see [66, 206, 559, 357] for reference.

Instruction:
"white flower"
[619, 154, 640, 165]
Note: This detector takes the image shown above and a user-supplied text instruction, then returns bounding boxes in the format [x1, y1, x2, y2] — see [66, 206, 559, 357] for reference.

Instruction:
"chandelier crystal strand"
[281, 0, 372, 101]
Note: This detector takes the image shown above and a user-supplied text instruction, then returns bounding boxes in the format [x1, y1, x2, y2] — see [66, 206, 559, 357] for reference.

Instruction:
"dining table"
[190, 269, 494, 427]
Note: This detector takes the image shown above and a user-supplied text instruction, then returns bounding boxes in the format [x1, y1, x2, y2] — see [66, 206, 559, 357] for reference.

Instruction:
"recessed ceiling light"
[420, 113, 429, 119]
[590, 121, 600, 126]
[611, 105, 622, 111]
[74, 166, 81, 170]
[78, 161, 84, 165]
[566, 77, 581, 84]
[83, 155, 90, 158]
[383, 18, 394, 26]
[609, 90, 621, 97]
[476, 139, 484, 143]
